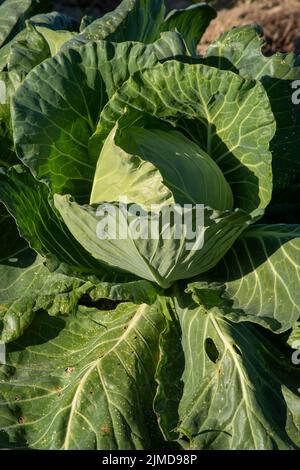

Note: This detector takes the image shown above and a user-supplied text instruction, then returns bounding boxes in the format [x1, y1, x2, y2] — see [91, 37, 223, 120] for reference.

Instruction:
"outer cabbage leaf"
[154, 292, 300, 449]
[0, 13, 80, 170]
[0, 206, 42, 342]
[84, 0, 165, 43]
[288, 322, 300, 350]
[205, 24, 300, 192]
[0, 200, 97, 343]
[0, 302, 166, 449]
[27, 12, 78, 31]
[0, 182, 160, 343]
[90, 124, 233, 212]
[70, 0, 166, 46]
[0, 251, 160, 344]
[0, 12, 79, 73]
[69, 0, 215, 56]
[263, 184, 300, 225]
[160, 3, 216, 55]
[0, 0, 51, 48]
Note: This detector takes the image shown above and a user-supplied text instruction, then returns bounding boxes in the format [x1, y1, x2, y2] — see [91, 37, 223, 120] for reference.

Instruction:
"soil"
[200, 0, 300, 56]
[52, 0, 300, 55]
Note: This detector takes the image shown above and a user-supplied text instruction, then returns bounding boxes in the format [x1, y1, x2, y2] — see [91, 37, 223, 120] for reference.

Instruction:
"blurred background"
[52, 0, 300, 55]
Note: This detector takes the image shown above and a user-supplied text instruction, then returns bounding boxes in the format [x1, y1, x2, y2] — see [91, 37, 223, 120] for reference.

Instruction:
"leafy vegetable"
[205, 24, 300, 193]
[155, 291, 300, 449]
[0, 0, 299, 451]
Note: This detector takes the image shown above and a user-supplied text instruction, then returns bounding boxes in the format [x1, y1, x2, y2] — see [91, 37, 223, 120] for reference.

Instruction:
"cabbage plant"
[0, 0, 300, 450]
